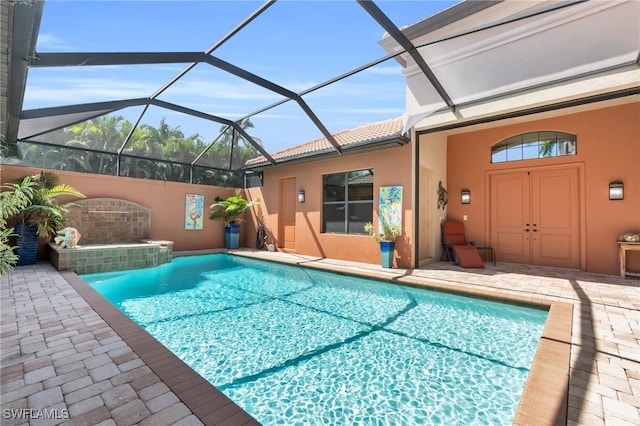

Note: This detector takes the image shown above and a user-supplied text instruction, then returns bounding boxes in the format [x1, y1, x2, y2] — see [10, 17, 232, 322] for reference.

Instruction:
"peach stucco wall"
[443, 101, 640, 275]
[244, 145, 414, 268]
[1, 165, 240, 257]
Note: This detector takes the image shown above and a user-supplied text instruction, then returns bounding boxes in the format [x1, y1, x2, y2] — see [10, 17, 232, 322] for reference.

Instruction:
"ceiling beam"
[151, 0, 275, 100]
[357, 0, 457, 114]
[149, 98, 277, 165]
[205, 55, 343, 154]
[20, 98, 148, 119]
[31, 52, 207, 67]
[18, 98, 148, 140]
[19, 95, 278, 169]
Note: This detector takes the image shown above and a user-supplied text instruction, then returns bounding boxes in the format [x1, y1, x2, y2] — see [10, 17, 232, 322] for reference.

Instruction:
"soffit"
[423, 94, 640, 139]
[381, 0, 640, 133]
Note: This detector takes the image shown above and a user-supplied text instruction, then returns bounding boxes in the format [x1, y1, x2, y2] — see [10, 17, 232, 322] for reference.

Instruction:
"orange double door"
[490, 166, 580, 269]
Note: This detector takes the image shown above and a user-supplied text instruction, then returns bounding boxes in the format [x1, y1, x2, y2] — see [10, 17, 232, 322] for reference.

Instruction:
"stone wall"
[51, 198, 173, 274]
[49, 241, 173, 274]
[64, 198, 151, 244]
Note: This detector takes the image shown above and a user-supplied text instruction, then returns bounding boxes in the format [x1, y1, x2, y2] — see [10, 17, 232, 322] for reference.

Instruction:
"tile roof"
[245, 116, 407, 167]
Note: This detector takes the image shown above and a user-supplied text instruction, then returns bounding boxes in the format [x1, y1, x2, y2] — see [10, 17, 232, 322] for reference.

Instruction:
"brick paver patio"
[1, 251, 638, 425]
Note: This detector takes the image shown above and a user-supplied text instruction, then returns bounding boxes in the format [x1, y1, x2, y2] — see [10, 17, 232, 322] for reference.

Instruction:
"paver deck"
[2, 250, 639, 425]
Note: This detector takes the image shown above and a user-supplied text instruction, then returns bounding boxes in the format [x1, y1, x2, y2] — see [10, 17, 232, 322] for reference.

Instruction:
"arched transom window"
[491, 131, 577, 163]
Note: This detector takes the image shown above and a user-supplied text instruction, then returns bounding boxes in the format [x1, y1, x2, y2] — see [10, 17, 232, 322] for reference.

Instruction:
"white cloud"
[36, 33, 74, 51]
[163, 79, 282, 101]
[23, 76, 159, 106]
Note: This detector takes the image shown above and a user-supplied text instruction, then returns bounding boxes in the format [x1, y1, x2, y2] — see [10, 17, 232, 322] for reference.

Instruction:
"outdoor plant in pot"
[365, 217, 402, 268]
[6, 171, 85, 266]
[209, 189, 260, 249]
[0, 174, 32, 274]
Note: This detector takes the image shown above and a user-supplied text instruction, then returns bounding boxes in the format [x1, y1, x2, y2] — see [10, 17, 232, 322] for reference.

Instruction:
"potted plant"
[365, 217, 402, 268]
[6, 171, 85, 266]
[209, 189, 260, 249]
[0, 174, 33, 274]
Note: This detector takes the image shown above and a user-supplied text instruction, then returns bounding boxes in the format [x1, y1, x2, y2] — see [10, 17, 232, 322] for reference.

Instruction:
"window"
[491, 131, 576, 163]
[322, 169, 373, 234]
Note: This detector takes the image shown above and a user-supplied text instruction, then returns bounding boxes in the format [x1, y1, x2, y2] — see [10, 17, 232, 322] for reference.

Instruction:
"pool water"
[84, 254, 547, 425]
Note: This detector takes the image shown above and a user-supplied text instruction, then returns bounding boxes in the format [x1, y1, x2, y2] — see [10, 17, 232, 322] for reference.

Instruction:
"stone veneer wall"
[49, 241, 173, 274]
[51, 198, 173, 274]
[64, 198, 151, 244]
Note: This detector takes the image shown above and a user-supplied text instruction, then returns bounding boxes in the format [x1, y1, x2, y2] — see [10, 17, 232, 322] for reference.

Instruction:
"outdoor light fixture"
[298, 189, 305, 203]
[609, 181, 624, 200]
[461, 189, 471, 204]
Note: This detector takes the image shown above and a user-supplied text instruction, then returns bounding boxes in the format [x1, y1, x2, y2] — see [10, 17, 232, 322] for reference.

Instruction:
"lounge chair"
[440, 220, 494, 268]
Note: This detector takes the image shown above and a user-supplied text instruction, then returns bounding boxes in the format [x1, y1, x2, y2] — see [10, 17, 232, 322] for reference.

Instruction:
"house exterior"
[2, 1, 637, 275]
[245, 0, 640, 275]
[244, 118, 415, 268]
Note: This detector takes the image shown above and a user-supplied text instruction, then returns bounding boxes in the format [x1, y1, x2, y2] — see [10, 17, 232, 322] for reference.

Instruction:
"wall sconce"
[298, 189, 305, 203]
[461, 189, 471, 204]
[609, 181, 623, 200]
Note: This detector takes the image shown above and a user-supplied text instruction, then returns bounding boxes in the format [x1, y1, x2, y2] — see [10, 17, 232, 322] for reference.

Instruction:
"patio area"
[1, 251, 638, 425]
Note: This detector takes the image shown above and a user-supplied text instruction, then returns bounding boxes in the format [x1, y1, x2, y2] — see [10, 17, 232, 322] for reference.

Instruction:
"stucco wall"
[444, 101, 640, 275]
[245, 144, 414, 268]
[1, 165, 238, 255]
[416, 132, 448, 265]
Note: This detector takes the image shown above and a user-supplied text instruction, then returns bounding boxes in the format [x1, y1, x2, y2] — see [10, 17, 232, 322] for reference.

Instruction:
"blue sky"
[26, 1, 457, 154]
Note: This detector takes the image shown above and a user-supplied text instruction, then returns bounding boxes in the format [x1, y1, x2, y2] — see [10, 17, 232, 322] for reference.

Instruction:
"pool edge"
[65, 252, 572, 425]
[61, 271, 261, 426]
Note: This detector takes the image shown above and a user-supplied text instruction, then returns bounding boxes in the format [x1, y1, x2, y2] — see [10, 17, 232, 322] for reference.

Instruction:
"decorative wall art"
[379, 186, 403, 232]
[437, 181, 448, 210]
[185, 194, 204, 230]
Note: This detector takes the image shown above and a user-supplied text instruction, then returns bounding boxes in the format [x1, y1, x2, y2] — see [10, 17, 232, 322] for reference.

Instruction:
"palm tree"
[66, 115, 131, 174]
[200, 118, 259, 171]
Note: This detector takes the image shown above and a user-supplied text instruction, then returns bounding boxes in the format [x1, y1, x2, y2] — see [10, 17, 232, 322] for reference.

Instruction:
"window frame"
[321, 169, 373, 235]
[491, 131, 577, 163]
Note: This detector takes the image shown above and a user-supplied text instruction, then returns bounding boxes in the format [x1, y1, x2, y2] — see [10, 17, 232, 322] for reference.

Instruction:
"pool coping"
[61, 271, 261, 426]
[64, 251, 572, 425]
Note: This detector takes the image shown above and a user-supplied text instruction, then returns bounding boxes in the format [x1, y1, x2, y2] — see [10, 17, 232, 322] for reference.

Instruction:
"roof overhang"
[379, 0, 640, 134]
[243, 134, 410, 171]
[415, 86, 640, 136]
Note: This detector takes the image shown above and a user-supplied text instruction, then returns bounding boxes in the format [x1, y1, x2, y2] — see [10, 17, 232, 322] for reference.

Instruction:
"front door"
[490, 166, 580, 268]
[279, 177, 296, 251]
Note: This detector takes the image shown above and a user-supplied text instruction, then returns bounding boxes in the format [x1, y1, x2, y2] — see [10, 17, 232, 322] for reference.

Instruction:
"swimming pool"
[84, 253, 547, 425]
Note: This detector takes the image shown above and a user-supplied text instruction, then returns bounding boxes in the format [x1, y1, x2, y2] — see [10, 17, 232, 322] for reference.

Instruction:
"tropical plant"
[364, 217, 402, 243]
[9, 171, 86, 238]
[9, 114, 260, 185]
[209, 189, 260, 227]
[0, 173, 34, 275]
